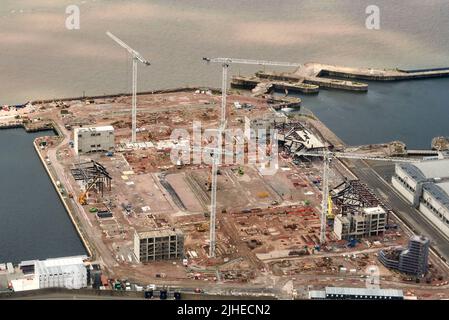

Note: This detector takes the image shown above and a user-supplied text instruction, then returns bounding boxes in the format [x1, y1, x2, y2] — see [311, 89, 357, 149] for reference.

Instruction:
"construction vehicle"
[78, 177, 100, 205]
[196, 222, 209, 232]
[327, 195, 335, 220]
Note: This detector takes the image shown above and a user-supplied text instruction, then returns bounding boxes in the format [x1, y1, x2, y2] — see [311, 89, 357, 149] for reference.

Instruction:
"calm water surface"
[1, 0, 449, 261]
[0, 129, 86, 263]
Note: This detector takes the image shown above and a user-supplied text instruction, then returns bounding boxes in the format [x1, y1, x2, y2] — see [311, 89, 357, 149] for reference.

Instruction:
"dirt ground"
[4, 89, 448, 299]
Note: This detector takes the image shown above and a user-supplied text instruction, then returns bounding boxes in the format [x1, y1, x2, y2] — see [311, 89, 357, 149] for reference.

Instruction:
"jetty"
[232, 62, 449, 95]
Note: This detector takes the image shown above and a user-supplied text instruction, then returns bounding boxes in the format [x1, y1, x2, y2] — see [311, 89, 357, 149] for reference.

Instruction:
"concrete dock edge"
[32, 127, 93, 259]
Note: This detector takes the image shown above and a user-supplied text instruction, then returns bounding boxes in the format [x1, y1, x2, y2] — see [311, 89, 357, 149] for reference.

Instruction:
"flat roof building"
[134, 228, 184, 262]
[74, 125, 115, 155]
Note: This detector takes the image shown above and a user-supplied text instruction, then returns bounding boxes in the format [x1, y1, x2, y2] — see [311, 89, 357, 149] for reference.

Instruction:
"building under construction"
[134, 228, 184, 262]
[71, 160, 112, 197]
[331, 180, 387, 240]
[333, 206, 387, 240]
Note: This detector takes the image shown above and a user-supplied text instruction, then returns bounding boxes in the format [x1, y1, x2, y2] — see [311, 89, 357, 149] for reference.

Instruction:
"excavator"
[78, 177, 100, 205]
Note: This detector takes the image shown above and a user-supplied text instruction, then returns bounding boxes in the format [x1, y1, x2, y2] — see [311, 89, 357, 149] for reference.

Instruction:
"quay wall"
[255, 71, 367, 92]
[0, 122, 56, 133]
[29, 86, 221, 105]
[271, 82, 319, 94]
[303, 78, 368, 92]
[32, 124, 93, 258]
[231, 77, 318, 94]
[319, 69, 449, 81]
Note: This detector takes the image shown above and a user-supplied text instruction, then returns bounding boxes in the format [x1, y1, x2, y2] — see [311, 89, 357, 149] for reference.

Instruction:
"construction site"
[2, 52, 449, 299]
[0, 82, 445, 299]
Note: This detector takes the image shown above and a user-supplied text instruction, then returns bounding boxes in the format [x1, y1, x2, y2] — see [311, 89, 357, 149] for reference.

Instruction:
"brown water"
[1, 0, 449, 105]
[1, 0, 449, 262]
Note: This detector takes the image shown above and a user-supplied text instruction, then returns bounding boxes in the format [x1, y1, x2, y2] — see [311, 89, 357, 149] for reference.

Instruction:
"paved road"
[344, 159, 449, 263]
[45, 118, 118, 272]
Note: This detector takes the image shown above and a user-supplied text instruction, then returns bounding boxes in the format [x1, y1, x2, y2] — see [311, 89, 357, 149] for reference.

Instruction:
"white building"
[17, 256, 88, 290]
[35, 257, 87, 289]
[392, 159, 449, 236]
[419, 181, 449, 235]
[333, 206, 387, 240]
[74, 125, 115, 155]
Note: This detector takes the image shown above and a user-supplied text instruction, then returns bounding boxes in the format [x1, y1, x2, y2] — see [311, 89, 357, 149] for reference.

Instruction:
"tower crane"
[202, 57, 301, 130]
[299, 150, 421, 244]
[202, 57, 301, 257]
[106, 31, 151, 143]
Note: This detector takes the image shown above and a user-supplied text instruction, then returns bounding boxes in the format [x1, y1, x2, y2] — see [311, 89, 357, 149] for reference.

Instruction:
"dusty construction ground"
[3, 88, 449, 299]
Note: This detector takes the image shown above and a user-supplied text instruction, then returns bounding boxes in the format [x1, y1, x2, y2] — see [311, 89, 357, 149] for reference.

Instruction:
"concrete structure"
[392, 159, 449, 236]
[134, 228, 184, 262]
[333, 206, 386, 240]
[309, 287, 403, 300]
[74, 125, 115, 155]
[378, 235, 430, 277]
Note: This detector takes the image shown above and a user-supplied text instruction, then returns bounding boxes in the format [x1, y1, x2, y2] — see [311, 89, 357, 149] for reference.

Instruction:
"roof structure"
[75, 125, 114, 133]
[399, 159, 449, 182]
[325, 287, 403, 298]
[423, 181, 449, 210]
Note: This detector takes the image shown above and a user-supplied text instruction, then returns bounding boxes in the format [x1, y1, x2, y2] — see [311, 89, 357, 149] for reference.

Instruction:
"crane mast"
[300, 150, 421, 244]
[106, 31, 150, 143]
[203, 56, 301, 257]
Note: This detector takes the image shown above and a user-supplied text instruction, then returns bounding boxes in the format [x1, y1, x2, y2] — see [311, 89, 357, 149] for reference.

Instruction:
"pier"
[233, 62, 449, 96]
[230, 75, 319, 95]
[0, 121, 56, 133]
[297, 62, 449, 81]
[256, 71, 367, 91]
[232, 71, 368, 95]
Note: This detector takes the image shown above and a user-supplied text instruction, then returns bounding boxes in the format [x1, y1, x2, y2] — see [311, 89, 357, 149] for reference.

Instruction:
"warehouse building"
[309, 287, 404, 300]
[134, 228, 184, 262]
[378, 235, 430, 277]
[419, 181, 449, 235]
[392, 159, 449, 236]
[333, 206, 386, 240]
[74, 125, 115, 155]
